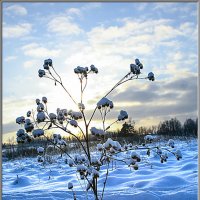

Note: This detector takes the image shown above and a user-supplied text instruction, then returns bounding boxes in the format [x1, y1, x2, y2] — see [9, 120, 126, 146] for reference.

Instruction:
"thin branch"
[101, 162, 110, 200]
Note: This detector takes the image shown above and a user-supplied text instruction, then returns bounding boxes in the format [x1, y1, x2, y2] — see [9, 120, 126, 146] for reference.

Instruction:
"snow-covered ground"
[2, 139, 198, 200]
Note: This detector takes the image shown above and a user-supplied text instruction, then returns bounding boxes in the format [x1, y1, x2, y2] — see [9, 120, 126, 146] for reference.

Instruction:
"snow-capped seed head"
[43, 64, 49, 70]
[16, 136, 25, 143]
[77, 164, 87, 172]
[109, 147, 115, 154]
[92, 169, 99, 178]
[27, 111, 31, 117]
[157, 148, 162, 155]
[42, 97, 47, 104]
[129, 158, 136, 166]
[160, 154, 167, 163]
[133, 163, 139, 170]
[144, 135, 154, 143]
[24, 122, 34, 133]
[44, 58, 52, 67]
[37, 155, 44, 162]
[131, 151, 141, 162]
[71, 111, 82, 120]
[67, 158, 74, 167]
[62, 109, 68, 116]
[118, 110, 128, 121]
[97, 143, 103, 151]
[112, 141, 122, 151]
[130, 64, 140, 75]
[148, 72, 155, 81]
[90, 127, 105, 137]
[90, 65, 98, 73]
[175, 150, 182, 160]
[68, 182, 73, 190]
[91, 157, 101, 166]
[78, 103, 85, 110]
[16, 129, 25, 137]
[37, 147, 44, 154]
[168, 139, 175, 148]
[36, 99, 40, 105]
[16, 116, 25, 124]
[57, 134, 61, 140]
[26, 134, 32, 143]
[47, 59, 52, 66]
[57, 112, 65, 122]
[74, 66, 88, 74]
[37, 112, 46, 123]
[49, 113, 57, 121]
[97, 97, 113, 109]
[57, 139, 66, 146]
[135, 58, 143, 69]
[32, 129, 44, 138]
[38, 69, 45, 78]
[70, 120, 78, 127]
[37, 103, 45, 112]
[135, 58, 140, 65]
[104, 138, 114, 150]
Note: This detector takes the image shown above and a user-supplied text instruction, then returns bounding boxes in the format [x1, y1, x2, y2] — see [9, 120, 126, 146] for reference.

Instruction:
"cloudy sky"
[3, 2, 198, 142]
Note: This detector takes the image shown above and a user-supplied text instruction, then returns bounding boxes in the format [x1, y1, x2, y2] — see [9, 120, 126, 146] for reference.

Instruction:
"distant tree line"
[118, 117, 198, 137]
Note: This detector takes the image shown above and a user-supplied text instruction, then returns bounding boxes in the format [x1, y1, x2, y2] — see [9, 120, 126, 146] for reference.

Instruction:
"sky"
[2, 2, 198, 143]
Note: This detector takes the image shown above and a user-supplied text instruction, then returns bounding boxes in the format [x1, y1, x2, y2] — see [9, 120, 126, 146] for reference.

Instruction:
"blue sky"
[3, 2, 198, 142]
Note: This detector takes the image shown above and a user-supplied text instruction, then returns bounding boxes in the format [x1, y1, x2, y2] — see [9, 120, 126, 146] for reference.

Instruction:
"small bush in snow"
[15, 58, 181, 200]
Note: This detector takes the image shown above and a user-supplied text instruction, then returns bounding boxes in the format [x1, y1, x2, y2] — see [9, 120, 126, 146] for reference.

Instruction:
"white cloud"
[5, 4, 27, 16]
[47, 16, 82, 36]
[22, 43, 61, 58]
[23, 59, 40, 68]
[4, 56, 17, 62]
[82, 3, 102, 10]
[3, 23, 32, 38]
[66, 8, 81, 16]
